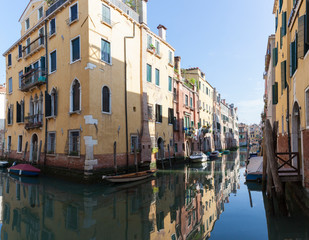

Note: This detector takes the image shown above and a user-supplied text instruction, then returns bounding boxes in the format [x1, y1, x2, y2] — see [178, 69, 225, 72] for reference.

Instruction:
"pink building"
[173, 57, 200, 158]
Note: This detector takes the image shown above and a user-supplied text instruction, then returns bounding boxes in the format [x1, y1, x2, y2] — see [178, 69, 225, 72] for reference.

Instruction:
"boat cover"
[9, 164, 41, 173]
[247, 157, 263, 174]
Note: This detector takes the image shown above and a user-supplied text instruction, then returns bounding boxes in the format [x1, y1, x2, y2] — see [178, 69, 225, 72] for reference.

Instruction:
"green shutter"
[281, 61, 286, 94]
[290, 42, 293, 77]
[273, 47, 278, 67]
[280, 27, 283, 49]
[272, 83, 278, 105]
[282, 12, 287, 36]
[306, 2, 309, 45]
[298, 15, 305, 59]
[279, 0, 282, 12]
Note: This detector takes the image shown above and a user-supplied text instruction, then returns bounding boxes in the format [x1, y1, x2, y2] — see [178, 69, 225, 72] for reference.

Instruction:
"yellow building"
[3, 0, 174, 177]
[272, 0, 309, 188]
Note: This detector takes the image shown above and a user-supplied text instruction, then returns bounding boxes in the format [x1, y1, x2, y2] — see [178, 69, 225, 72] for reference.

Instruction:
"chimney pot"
[157, 24, 167, 41]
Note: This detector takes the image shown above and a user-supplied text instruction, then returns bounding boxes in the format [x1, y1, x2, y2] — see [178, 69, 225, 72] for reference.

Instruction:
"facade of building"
[0, 84, 5, 151]
[270, 0, 309, 188]
[238, 123, 249, 147]
[213, 89, 222, 150]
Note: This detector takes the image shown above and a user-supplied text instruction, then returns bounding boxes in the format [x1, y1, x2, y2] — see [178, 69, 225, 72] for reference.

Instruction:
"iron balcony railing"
[25, 114, 43, 130]
[23, 35, 45, 58]
[21, 67, 46, 92]
[46, 0, 68, 17]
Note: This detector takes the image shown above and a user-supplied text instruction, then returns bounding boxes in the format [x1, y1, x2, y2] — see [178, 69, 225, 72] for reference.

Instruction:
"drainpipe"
[44, 20, 49, 167]
[287, 84, 291, 156]
[124, 23, 136, 172]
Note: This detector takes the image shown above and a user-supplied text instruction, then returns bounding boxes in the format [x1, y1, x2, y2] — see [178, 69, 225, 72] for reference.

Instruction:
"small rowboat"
[0, 161, 9, 168]
[189, 151, 209, 163]
[8, 164, 41, 177]
[209, 151, 222, 159]
[102, 170, 156, 183]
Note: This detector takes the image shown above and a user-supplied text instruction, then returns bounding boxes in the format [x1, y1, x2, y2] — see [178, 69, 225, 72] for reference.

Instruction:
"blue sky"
[0, 0, 274, 124]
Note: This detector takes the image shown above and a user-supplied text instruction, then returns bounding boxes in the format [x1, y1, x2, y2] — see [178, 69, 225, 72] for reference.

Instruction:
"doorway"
[30, 134, 38, 163]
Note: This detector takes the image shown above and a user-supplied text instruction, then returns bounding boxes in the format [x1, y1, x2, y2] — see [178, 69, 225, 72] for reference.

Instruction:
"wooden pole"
[265, 120, 284, 198]
[38, 140, 42, 165]
[134, 140, 138, 172]
[262, 132, 267, 191]
[272, 121, 278, 153]
[266, 155, 273, 197]
[168, 144, 172, 168]
[114, 141, 117, 175]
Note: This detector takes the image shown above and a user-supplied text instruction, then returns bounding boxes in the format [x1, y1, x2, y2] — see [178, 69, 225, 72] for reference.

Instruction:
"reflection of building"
[0, 84, 5, 151]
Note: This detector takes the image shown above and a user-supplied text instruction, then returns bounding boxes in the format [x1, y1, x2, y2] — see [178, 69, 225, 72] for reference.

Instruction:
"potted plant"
[149, 44, 156, 53]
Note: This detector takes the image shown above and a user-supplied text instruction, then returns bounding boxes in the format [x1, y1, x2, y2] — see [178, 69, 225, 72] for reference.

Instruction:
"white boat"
[209, 151, 222, 159]
[0, 161, 9, 168]
[190, 151, 209, 162]
[102, 170, 156, 183]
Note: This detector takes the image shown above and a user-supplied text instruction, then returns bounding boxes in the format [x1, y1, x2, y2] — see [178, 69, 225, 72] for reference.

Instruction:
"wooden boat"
[223, 150, 230, 155]
[189, 151, 209, 162]
[0, 161, 9, 168]
[245, 157, 263, 182]
[209, 151, 222, 159]
[102, 170, 156, 183]
[8, 164, 41, 177]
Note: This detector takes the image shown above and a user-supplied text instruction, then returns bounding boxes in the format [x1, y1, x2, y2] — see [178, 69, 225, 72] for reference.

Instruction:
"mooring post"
[168, 144, 172, 168]
[38, 140, 42, 165]
[134, 141, 138, 172]
[262, 131, 267, 191]
[265, 120, 284, 198]
[114, 142, 117, 175]
[1, 142, 4, 157]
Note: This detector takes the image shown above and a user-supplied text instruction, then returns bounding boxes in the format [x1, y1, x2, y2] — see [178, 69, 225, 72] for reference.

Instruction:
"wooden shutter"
[159, 105, 162, 123]
[16, 101, 21, 123]
[54, 91, 58, 116]
[306, 1, 309, 45]
[282, 12, 287, 36]
[298, 15, 305, 59]
[21, 101, 24, 122]
[281, 61, 286, 94]
[45, 91, 51, 117]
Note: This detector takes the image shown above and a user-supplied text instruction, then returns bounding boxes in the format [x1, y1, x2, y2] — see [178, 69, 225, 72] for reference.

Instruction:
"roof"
[0, 85, 6, 93]
[273, 0, 278, 14]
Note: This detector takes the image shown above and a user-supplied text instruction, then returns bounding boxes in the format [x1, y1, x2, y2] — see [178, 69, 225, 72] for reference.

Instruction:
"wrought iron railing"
[23, 35, 45, 58]
[46, 0, 68, 17]
[25, 114, 43, 130]
[21, 68, 46, 92]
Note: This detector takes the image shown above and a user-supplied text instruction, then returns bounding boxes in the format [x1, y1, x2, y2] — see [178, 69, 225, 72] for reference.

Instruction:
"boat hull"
[0, 161, 9, 168]
[8, 168, 40, 177]
[245, 173, 262, 182]
[102, 170, 156, 183]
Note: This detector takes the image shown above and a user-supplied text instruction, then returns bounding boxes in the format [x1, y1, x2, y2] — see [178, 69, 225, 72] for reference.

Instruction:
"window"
[281, 61, 286, 94]
[49, 18, 56, 36]
[18, 71, 23, 89]
[145, 64, 152, 83]
[18, 45, 22, 59]
[45, 88, 58, 117]
[8, 54, 12, 67]
[71, 79, 80, 112]
[8, 78, 12, 94]
[155, 40, 160, 55]
[185, 95, 188, 106]
[49, 50, 57, 73]
[102, 4, 111, 24]
[47, 132, 56, 154]
[168, 108, 174, 124]
[168, 76, 172, 92]
[101, 39, 111, 64]
[290, 33, 298, 77]
[25, 18, 30, 30]
[7, 105, 13, 125]
[102, 86, 111, 113]
[71, 36, 80, 63]
[17, 135, 23, 153]
[130, 135, 138, 153]
[16, 100, 24, 123]
[306, 89, 309, 126]
[26, 38, 30, 55]
[147, 35, 153, 49]
[66, 205, 78, 230]
[70, 2, 78, 23]
[148, 104, 153, 121]
[7, 136, 11, 152]
[190, 97, 193, 108]
[38, 6, 43, 19]
[155, 69, 160, 86]
[39, 27, 44, 45]
[155, 104, 162, 123]
[168, 50, 173, 65]
[69, 131, 80, 156]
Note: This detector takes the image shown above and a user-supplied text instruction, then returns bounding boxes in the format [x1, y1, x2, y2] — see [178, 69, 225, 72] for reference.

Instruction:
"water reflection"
[0, 151, 309, 239]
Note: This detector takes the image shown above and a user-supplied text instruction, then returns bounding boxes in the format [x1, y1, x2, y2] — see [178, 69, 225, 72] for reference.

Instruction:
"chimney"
[139, 0, 148, 25]
[157, 24, 167, 41]
[174, 56, 181, 74]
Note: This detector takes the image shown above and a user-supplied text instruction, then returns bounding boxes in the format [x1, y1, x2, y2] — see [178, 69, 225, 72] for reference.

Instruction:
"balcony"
[46, 0, 68, 17]
[25, 114, 43, 130]
[23, 35, 45, 59]
[21, 68, 46, 92]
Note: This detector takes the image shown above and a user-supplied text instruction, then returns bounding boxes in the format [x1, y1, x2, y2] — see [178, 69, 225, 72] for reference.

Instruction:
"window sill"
[69, 18, 79, 26]
[102, 111, 111, 115]
[49, 70, 57, 75]
[17, 122, 25, 125]
[47, 153, 56, 157]
[69, 110, 81, 115]
[101, 59, 112, 66]
[49, 33, 56, 39]
[155, 53, 161, 59]
[68, 155, 81, 158]
[292, 70, 298, 79]
[17, 57, 22, 62]
[156, 122, 162, 124]
[168, 63, 174, 68]
[16, 151, 22, 154]
[101, 20, 112, 29]
[147, 48, 155, 54]
[7, 65, 11, 69]
[70, 58, 81, 65]
[46, 115, 56, 119]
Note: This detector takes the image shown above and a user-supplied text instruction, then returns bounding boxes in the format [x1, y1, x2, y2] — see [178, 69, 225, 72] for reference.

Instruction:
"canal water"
[1, 149, 309, 240]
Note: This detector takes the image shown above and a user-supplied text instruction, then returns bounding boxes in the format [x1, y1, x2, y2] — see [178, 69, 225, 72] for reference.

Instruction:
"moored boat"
[223, 150, 230, 155]
[8, 164, 41, 177]
[102, 170, 156, 183]
[245, 156, 263, 182]
[209, 151, 222, 159]
[0, 161, 9, 168]
[189, 151, 209, 162]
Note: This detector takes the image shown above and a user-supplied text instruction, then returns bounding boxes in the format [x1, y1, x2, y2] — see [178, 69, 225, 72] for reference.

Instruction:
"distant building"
[238, 123, 249, 147]
[0, 84, 5, 151]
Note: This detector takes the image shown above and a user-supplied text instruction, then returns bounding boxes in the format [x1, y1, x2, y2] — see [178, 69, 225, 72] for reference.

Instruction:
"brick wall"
[302, 129, 309, 188]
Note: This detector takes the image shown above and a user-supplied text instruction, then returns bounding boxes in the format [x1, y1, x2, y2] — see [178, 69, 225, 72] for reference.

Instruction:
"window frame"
[147, 64, 152, 82]
[101, 38, 111, 64]
[7, 54, 12, 67]
[130, 135, 139, 153]
[7, 136, 11, 152]
[25, 18, 30, 30]
[49, 18, 56, 37]
[305, 87, 309, 128]
[102, 85, 111, 114]
[18, 45, 23, 59]
[168, 76, 172, 92]
[102, 4, 111, 25]
[70, 79, 81, 113]
[168, 50, 173, 65]
[69, 130, 80, 157]
[47, 132, 56, 155]
[18, 70, 23, 89]
[8, 77, 12, 94]
[38, 6, 44, 20]
[17, 135, 23, 153]
[70, 35, 81, 64]
[155, 68, 160, 86]
[69, 2, 79, 24]
[49, 49, 57, 74]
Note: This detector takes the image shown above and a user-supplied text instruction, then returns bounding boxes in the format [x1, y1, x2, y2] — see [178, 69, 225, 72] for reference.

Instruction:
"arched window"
[102, 86, 111, 113]
[71, 79, 80, 112]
